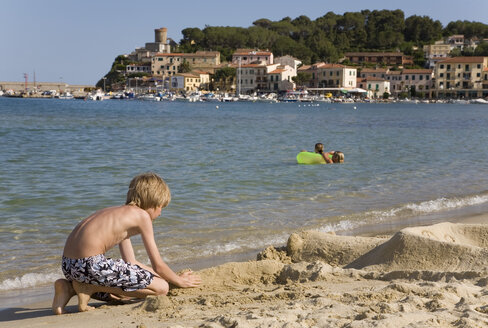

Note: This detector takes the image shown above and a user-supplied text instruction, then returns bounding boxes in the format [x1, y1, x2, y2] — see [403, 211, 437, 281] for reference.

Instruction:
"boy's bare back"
[63, 205, 152, 259]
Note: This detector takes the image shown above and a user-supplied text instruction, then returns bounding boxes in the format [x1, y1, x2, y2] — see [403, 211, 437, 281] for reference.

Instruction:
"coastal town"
[2, 26, 488, 104]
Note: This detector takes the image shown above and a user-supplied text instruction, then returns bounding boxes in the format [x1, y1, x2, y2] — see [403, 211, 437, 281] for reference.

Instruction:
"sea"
[1, 97, 488, 308]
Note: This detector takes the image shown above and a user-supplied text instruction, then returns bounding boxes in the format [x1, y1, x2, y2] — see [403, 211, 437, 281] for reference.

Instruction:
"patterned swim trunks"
[62, 254, 154, 292]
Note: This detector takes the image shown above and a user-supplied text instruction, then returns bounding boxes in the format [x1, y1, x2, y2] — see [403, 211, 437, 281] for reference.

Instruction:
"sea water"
[1, 97, 488, 307]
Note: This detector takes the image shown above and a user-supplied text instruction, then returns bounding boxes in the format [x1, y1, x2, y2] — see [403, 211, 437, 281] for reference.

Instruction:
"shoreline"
[2, 213, 488, 327]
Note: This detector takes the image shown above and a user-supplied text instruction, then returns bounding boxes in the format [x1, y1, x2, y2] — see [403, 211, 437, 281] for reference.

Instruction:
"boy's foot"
[52, 279, 76, 315]
[72, 280, 96, 312]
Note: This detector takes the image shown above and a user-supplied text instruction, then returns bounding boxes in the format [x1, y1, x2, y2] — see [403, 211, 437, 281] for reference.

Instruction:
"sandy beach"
[2, 216, 488, 328]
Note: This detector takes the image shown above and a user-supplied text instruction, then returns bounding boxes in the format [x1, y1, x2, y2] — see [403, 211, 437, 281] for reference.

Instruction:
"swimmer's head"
[314, 143, 324, 154]
[332, 151, 344, 163]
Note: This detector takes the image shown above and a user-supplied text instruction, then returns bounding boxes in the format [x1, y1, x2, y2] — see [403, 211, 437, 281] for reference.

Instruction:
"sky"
[1, 0, 487, 85]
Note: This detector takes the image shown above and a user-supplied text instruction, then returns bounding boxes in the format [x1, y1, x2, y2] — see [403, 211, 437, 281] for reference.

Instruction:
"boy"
[52, 172, 201, 314]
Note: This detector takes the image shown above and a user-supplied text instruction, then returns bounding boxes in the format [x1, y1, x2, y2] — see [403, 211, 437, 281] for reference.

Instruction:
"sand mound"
[286, 230, 387, 266]
[347, 222, 488, 271]
[197, 259, 285, 287]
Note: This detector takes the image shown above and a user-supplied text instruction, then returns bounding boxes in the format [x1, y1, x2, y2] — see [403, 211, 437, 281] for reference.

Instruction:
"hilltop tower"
[145, 27, 171, 53]
[155, 27, 167, 44]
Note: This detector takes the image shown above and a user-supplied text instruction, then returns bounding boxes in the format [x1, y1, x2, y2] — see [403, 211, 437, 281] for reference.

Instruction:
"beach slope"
[2, 222, 488, 328]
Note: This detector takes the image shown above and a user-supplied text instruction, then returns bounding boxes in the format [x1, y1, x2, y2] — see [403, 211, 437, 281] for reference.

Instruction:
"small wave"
[0, 272, 61, 291]
[405, 195, 488, 214]
[316, 193, 488, 234]
[199, 234, 289, 258]
[317, 220, 359, 233]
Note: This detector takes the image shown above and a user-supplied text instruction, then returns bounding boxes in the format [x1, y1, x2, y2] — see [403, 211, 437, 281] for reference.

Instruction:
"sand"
[2, 220, 488, 328]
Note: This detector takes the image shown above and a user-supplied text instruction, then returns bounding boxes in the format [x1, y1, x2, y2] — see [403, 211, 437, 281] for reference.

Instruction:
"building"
[237, 63, 267, 93]
[236, 62, 297, 93]
[299, 63, 357, 89]
[447, 35, 465, 51]
[267, 66, 295, 92]
[232, 49, 274, 66]
[359, 68, 389, 79]
[126, 64, 152, 74]
[423, 41, 451, 69]
[434, 56, 488, 98]
[274, 55, 302, 73]
[344, 52, 413, 66]
[151, 51, 221, 78]
[128, 27, 172, 63]
[357, 77, 390, 98]
[386, 69, 434, 98]
[145, 27, 171, 53]
[170, 72, 207, 92]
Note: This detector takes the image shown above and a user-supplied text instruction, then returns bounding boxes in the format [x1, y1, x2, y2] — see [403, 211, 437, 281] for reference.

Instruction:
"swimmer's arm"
[322, 151, 333, 164]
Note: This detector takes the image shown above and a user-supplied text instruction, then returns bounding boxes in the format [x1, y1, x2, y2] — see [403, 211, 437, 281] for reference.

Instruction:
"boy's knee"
[153, 279, 169, 295]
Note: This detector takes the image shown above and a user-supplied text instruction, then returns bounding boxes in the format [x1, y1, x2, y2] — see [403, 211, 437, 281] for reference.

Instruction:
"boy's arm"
[119, 238, 159, 276]
[138, 216, 200, 288]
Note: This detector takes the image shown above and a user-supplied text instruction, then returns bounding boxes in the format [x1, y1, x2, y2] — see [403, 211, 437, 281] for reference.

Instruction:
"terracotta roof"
[345, 52, 405, 56]
[298, 65, 311, 71]
[154, 52, 219, 57]
[269, 69, 286, 74]
[155, 53, 184, 56]
[360, 68, 388, 73]
[240, 64, 265, 68]
[364, 77, 387, 82]
[401, 69, 433, 74]
[387, 71, 401, 75]
[233, 49, 272, 56]
[175, 73, 199, 78]
[194, 51, 220, 56]
[439, 56, 486, 63]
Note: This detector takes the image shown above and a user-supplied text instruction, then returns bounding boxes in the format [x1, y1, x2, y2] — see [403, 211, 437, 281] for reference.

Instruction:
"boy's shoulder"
[101, 205, 149, 220]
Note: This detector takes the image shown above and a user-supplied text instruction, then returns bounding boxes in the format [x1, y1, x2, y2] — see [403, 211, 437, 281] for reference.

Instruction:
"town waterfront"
[1, 97, 488, 308]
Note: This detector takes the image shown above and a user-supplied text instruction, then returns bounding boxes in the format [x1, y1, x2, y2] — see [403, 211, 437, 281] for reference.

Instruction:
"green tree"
[474, 42, 488, 55]
[405, 15, 443, 44]
[292, 72, 312, 87]
[253, 18, 273, 29]
[179, 61, 192, 73]
[365, 9, 405, 49]
[305, 31, 339, 62]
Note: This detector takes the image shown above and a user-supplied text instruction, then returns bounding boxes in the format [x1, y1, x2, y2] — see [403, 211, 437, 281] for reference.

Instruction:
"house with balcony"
[484, 67, 488, 91]
[359, 68, 389, 79]
[386, 69, 434, 98]
[232, 49, 273, 66]
[434, 56, 488, 99]
[299, 63, 357, 89]
[274, 55, 302, 74]
[170, 72, 209, 92]
[357, 77, 390, 98]
[237, 62, 297, 93]
[267, 66, 295, 91]
[423, 41, 451, 69]
[126, 64, 152, 74]
[152, 51, 220, 78]
[344, 52, 413, 66]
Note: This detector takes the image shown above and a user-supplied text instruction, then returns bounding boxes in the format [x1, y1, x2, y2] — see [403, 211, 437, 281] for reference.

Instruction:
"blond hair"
[332, 151, 344, 163]
[126, 172, 171, 210]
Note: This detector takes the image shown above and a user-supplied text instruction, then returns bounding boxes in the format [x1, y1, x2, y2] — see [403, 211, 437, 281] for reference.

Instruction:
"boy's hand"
[178, 270, 202, 288]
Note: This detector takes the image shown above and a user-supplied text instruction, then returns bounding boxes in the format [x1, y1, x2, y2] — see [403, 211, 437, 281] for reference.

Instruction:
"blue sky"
[1, 0, 487, 85]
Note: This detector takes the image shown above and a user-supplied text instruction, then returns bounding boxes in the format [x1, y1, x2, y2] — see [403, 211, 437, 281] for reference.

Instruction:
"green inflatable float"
[296, 151, 332, 164]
